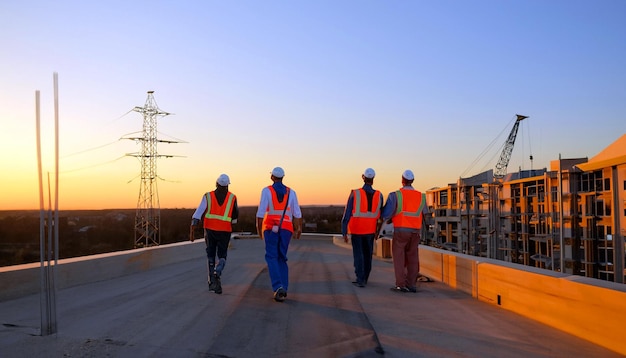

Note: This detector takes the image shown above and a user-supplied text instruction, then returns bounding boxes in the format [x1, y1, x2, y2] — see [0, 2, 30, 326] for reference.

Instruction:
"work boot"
[208, 273, 218, 291]
[207, 261, 215, 289]
[213, 274, 222, 294]
[273, 287, 286, 302]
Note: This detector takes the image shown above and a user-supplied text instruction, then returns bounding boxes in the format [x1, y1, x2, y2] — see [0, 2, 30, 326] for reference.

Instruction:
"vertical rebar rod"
[36, 90, 47, 335]
[46, 173, 54, 333]
[51, 72, 59, 331]
[558, 154, 565, 273]
[54, 72, 59, 264]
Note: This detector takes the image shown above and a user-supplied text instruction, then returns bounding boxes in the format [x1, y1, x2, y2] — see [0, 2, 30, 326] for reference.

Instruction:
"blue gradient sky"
[1, 1, 625, 210]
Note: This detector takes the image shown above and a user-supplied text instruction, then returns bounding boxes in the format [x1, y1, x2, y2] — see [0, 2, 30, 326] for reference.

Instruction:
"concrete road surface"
[0, 235, 621, 357]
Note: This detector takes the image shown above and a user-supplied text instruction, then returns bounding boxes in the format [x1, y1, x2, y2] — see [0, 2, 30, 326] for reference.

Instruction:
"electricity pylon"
[126, 91, 177, 247]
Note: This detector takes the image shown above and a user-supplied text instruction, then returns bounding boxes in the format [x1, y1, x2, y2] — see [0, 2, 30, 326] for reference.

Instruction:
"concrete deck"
[0, 235, 622, 357]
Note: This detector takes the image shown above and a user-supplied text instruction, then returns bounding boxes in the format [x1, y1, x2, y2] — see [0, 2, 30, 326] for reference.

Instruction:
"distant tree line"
[0, 206, 345, 267]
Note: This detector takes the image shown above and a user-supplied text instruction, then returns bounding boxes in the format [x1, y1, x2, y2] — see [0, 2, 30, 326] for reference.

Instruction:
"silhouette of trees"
[0, 206, 345, 267]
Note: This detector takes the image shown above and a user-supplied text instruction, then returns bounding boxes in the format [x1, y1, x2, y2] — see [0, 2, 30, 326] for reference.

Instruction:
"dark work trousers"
[391, 230, 420, 288]
[351, 233, 375, 285]
[204, 229, 231, 280]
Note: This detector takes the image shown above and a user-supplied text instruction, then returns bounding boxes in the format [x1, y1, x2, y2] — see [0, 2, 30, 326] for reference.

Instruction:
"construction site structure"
[494, 114, 528, 179]
[126, 91, 174, 248]
[425, 134, 626, 284]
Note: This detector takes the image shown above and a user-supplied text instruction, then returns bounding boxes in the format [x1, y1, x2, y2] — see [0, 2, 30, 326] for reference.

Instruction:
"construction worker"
[341, 168, 383, 287]
[381, 169, 427, 293]
[190, 173, 239, 295]
[256, 167, 302, 302]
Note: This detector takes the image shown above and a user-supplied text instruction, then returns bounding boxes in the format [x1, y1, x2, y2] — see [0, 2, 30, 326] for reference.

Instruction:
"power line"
[156, 131, 188, 144]
[60, 155, 127, 174]
[105, 108, 136, 126]
[61, 139, 122, 158]
[460, 116, 516, 178]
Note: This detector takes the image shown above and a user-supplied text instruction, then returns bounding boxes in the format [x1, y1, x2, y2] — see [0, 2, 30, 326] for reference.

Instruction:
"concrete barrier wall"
[419, 245, 626, 356]
[3, 237, 625, 354]
[0, 241, 205, 302]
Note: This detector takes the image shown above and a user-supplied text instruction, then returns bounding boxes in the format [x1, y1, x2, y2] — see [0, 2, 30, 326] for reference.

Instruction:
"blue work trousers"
[351, 233, 375, 285]
[263, 228, 292, 292]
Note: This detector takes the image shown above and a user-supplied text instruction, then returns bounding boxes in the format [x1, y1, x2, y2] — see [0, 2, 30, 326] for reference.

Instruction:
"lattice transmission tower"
[126, 91, 178, 247]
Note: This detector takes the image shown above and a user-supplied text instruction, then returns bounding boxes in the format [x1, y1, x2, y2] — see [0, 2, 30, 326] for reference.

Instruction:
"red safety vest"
[392, 189, 426, 229]
[348, 188, 382, 235]
[263, 186, 293, 232]
[203, 191, 236, 232]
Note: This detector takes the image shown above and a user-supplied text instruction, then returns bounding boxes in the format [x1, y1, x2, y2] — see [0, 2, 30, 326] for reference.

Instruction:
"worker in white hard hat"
[381, 169, 427, 293]
[256, 167, 303, 302]
[190, 173, 239, 295]
[341, 168, 384, 288]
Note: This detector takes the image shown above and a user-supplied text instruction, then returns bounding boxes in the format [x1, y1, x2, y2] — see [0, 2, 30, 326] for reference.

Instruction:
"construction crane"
[493, 114, 528, 180]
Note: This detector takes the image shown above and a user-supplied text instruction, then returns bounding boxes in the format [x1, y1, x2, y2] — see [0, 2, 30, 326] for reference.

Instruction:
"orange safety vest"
[203, 191, 236, 232]
[392, 189, 426, 229]
[263, 186, 294, 232]
[348, 188, 382, 235]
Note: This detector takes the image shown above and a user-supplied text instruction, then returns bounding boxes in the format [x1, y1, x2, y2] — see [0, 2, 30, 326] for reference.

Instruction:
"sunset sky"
[1, 1, 625, 210]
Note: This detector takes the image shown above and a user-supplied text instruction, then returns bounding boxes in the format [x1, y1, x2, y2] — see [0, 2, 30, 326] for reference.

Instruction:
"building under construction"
[425, 134, 626, 284]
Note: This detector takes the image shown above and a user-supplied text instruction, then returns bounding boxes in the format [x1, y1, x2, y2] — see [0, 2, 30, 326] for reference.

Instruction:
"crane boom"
[494, 114, 528, 179]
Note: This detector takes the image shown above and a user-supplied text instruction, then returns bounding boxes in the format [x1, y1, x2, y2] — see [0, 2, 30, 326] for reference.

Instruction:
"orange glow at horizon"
[1, 169, 417, 211]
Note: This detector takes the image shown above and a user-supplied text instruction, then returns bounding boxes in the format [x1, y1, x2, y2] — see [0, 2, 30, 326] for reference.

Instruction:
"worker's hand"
[343, 235, 349, 243]
[189, 225, 195, 242]
[294, 229, 302, 240]
[256, 218, 264, 240]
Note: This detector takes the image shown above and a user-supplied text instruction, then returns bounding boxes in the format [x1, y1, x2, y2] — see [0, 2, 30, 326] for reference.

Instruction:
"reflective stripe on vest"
[263, 186, 293, 232]
[392, 189, 425, 229]
[203, 191, 235, 232]
[348, 188, 382, 235]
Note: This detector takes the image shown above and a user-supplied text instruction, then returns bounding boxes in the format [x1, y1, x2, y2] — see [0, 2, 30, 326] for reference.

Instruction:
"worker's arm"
[293, 217, 303, 239]
[374, 219, 383, 240]
[341, 191, 354, 243]
[189, 224, 196, 242]
[256, 217, 264, 240]
[190, 194, 208, 242]
[374, 192, 384, 239]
